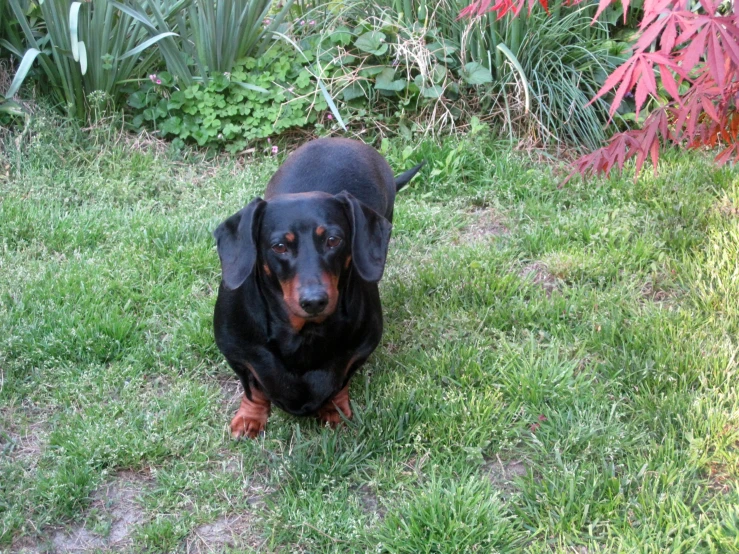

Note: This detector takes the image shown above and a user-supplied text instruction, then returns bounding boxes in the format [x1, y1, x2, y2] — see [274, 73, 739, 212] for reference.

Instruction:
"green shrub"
[282, 14, 492, 136]
[314, 21, 487, 103]
[1, 0, 294, 120]
[300, 0, 625, 146]
[127, 42, 328, 152]
[3, 0, 186, 120]
[118, 0, 295, 86]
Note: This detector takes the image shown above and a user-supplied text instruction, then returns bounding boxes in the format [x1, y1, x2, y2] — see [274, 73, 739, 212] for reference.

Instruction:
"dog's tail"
[394, 161, 426, 192]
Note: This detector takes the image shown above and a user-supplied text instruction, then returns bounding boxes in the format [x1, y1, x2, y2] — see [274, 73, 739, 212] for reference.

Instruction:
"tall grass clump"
[490, 7, 623, 150]
[3, 0, 181, 119]
[116, 0, 294, 84]
[2, 0, 293, 120]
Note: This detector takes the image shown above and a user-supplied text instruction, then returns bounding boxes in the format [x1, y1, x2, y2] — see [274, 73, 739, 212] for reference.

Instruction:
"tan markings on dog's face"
[316, 226, 326, 237]
[287, 313, 326, 332]
[279, 276, 304, 318]
[344, 255, 352, 269]
[321, 271, 340, 316]
[278, 271, 338, 329]
[285, 232, 295, 243]
[263, 264, 272, 276]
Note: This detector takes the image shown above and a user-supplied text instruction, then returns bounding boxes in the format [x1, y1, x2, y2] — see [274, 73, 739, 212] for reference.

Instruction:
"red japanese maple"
[460, 0, 739, 180]
[458, 0, 550, 20]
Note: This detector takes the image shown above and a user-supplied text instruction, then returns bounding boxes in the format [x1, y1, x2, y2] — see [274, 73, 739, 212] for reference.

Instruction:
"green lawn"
[1, 114, 738, 553]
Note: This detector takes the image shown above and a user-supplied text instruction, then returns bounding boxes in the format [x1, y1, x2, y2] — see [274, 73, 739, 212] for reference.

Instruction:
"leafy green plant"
[289, 11, 493, 135]
[127, 43, 328, 152]
[297, 0, 621, 143]
[113, 0, 294, 85]
[489, 7, 625, 150]
[3, 0, 176, 119]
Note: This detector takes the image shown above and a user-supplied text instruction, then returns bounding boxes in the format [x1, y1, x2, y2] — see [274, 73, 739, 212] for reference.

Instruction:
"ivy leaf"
[462, 62, 493, 85]
[160, 116, 181, 136]
[342, 82, 367, 101]
[157, 71, 173, 87]
[422, 85, 443, 98]
[428, 41, 457, 63]
[432, 65, 447, 84]
[359, 66, 386, 77]
[330, 26, 353, 46]
[127, 91, 148, 109]
[355, 31, 387, 56]
[375, 68, 407, 91]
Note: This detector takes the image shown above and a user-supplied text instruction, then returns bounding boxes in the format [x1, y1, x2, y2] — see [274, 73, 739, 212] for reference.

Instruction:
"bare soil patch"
[483, 457, 528, 496]
[2, 425, 45, 471]
[219, 377, 243, 410]
[640, 279, 674, 303]
[519, 262, 559, 296]
[184, 513, 262, 553]
[13, 471, 153, 553]
[354, 484, 385, 520]
[717, 199, 739, 218]
[459, 208, 509, 242]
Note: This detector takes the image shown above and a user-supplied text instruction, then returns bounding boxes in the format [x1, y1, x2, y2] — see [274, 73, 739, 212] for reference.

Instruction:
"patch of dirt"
[483, 457, 528, 495]
[354, 484, 385, 520]
[8, 537, 42, 553]
[519, 262, 559, 296]
[1, 402, 48, 469]
[2, 425, 45, 471]
[219, 377, 243, 408]
[717, 199, 739, 218]
[640, 279, 675, 304]
[185, 513, 262, 553]
[19, 471, 153, 553]
[50, 527, 106, 553]
[95, 472, 151, 545]
[459, 208, 509, 242]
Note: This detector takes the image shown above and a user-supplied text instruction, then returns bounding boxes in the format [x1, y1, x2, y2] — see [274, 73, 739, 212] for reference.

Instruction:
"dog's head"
[214, 191, 391, 321]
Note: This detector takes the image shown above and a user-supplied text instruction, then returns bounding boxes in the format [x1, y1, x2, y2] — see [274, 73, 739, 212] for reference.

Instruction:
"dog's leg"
[316, 385, 352, 428]
[231, 388, 271, 439]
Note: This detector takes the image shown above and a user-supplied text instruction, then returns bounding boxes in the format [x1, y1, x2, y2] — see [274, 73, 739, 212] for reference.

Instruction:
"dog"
[213, 138, 424, 438]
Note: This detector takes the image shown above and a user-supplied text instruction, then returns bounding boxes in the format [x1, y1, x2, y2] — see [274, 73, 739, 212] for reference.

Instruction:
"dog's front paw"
[230, 412, 267, 439]
[230, 390, 271, 439]
[317, 386, 352, 429]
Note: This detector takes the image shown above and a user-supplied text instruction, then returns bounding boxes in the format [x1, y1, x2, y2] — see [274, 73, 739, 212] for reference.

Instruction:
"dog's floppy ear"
[336, 191, 392, 283]
[213, 198, 266, 290]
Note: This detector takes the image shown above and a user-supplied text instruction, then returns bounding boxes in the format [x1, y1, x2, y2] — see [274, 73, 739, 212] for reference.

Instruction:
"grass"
[1, 112, 739, 553]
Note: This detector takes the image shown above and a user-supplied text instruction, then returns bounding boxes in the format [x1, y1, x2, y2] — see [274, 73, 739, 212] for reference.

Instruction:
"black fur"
[213, 138, 422, 421]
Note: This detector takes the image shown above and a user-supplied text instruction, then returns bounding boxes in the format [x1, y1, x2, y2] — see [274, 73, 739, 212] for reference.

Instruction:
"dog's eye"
[271, 243, 288, 254]
[326, 236, 342, 249]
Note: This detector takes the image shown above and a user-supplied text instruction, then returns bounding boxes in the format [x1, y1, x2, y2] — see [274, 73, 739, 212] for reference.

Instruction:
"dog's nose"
[299, 290, 329, 315]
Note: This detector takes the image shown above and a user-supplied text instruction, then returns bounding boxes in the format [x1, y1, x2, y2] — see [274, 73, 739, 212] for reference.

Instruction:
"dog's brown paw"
[230, 389, 271, 439]
[317, 386, 352, 428]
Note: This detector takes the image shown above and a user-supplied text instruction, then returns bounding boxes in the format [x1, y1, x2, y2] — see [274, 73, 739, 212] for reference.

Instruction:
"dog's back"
[264, 137, 396, 220]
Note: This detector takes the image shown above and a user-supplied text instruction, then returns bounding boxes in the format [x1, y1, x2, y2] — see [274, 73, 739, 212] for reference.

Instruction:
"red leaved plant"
[459, 0, 550, 20]
[460, 0, 739, 180]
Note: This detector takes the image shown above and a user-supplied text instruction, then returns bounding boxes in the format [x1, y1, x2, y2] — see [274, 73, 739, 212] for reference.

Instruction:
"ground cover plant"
[2, 111, 739, 552]
[1, 0, 624, 150]
[128, 42, 328, 152]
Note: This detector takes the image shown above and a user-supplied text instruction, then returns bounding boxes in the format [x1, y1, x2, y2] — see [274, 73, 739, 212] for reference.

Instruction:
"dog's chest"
[269, 325, 342, 372]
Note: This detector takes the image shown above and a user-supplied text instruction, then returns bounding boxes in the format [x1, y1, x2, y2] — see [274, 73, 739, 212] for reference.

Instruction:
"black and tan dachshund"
[213, 138, 423, 438]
